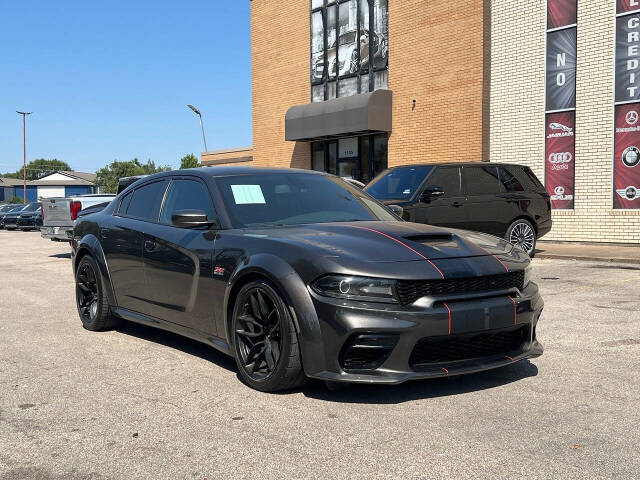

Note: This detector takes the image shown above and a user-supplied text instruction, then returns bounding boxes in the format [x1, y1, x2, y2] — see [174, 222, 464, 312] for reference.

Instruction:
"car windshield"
[215, 173, 397, 228]
[0, 205, 13, 212]
[24, 203, 41, 212]
[10, 204, 31, 212]
[364, 166, 435, 200]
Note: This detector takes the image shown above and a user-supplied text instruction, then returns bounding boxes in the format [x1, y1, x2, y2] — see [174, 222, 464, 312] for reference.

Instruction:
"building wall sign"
[614, 104, 640, 207]
[615, 13, 640, 103]
[338, 137, 359, 158]
[618, 0, 640, 15]
[545, 111, 576, 209]
[614, 5, 640, 208]
[545, 1, 577, 210]
[547, 0, 577, 30]
[546, 28, 577, 112]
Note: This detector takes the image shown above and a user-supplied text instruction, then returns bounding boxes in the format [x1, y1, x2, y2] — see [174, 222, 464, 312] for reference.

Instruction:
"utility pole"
[16, 111, 32, 203]
[187, 104, 208, 152]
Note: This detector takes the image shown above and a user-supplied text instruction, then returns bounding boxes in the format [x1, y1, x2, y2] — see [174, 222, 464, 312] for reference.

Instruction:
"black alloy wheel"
[232, 280, 305, 392]
[75, 255, 120, 331]
[76, 261, 99, 322]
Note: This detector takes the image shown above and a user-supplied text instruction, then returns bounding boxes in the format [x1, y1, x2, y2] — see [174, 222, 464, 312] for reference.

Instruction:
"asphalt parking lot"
[1, 230, 639, 480]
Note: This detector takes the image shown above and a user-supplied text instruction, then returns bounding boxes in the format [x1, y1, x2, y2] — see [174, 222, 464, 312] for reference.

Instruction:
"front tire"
[75, 255, 121, 331]
[232, 280, 306, 392]
[506, 219, 537, 258]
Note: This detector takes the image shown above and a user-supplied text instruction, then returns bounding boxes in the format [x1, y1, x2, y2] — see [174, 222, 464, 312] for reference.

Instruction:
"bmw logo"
[622, 146, 640, 168]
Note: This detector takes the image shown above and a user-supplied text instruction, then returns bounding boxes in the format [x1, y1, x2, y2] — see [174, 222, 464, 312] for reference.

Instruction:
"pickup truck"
[40, 194, 115, 242]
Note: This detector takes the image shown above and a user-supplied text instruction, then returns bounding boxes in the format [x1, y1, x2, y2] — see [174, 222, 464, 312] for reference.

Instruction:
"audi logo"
[548, 152, 573, 163]
[554, 186, 565, 195]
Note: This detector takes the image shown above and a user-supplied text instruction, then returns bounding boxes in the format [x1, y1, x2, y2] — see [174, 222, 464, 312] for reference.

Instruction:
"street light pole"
[16, 111, 32, 203]
[187, 104, 208, 152]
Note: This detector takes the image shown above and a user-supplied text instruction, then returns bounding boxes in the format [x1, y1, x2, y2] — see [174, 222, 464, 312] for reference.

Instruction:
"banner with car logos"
[545, 1, 577, 209]
[614, 5, 640, 208]
[545, 111, 575, 209]
[614, 104, 640, 208]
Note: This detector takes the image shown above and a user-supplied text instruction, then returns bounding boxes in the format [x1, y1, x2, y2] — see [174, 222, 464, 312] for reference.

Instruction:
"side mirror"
[421, 186, 445, 202]
[172, 209, 217, 229]
[388, 204, 404, 217]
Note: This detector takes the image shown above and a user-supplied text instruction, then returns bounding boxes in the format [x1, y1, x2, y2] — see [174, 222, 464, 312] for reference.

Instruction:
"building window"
[310, 0, 388, 103]
[312, 142, 325, 171]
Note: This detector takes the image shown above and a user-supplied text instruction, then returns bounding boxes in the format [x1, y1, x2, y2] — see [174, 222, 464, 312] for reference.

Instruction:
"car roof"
[138, 166, 329, 181]
[386, 162, 529, 169]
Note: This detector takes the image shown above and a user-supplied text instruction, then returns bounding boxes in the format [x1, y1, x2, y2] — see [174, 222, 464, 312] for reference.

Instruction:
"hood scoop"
[403, 233, 455, 244]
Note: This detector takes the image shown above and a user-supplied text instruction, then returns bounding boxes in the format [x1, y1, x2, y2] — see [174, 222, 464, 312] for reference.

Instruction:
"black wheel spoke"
[76, 262, 99, 322]
[234, 286, 284, 381]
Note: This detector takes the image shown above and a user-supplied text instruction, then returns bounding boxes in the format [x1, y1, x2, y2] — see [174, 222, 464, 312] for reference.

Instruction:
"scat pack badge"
[214, 266, 225, 276]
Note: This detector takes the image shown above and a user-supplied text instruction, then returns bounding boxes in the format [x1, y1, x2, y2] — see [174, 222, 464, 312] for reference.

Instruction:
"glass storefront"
[311, 134, 388, 182]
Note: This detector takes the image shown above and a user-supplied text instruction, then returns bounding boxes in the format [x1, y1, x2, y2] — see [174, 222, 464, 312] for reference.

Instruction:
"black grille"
[409, 326, 528, 368]
[396, 270, 525, 305]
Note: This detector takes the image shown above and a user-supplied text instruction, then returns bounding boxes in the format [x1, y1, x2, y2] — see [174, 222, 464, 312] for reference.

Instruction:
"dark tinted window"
[126, 180, 167, 221]
[498, 166, 524, 192]
[160, 179, 214, 225]
[424, 167, 462, 197]
[365, 165, 434, 200]
[505, 166, 542, 191]
[464, 166, 501, 195]
[118, 192, 132, 214]
[524, 167, 546, 191]
[216, 173, 396, 228]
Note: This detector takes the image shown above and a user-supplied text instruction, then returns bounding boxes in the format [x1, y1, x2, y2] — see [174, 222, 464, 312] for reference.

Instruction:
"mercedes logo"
[626, 110, 639, 126]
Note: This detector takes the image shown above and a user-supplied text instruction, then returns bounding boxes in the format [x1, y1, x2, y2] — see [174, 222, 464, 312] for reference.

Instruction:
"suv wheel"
[75, 255, 121, 331]
[506, 219, 537, 257]
[232, 280, 306, 392]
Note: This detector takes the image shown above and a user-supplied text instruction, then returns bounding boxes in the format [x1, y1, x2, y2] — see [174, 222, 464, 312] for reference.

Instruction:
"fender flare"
[74, 234, 117, 307]
[223, 253, 326, 376]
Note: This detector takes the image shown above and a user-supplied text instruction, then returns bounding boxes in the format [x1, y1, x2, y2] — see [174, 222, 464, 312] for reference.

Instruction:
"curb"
[536, 253, 640, 264]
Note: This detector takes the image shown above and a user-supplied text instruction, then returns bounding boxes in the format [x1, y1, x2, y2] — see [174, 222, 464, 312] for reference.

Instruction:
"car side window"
[118, 192, 132, 214]
[498, 166, 525, 192]
[125, 180, 168, 222]
[423, 167, 462, 197]
[159, 179, 215, 225]
[464, 166, 501, 195]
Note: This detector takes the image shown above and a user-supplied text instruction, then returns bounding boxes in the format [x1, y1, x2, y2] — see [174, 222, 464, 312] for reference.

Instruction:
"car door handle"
[452, 202, 463, 208]
[144, 240, 156, 253]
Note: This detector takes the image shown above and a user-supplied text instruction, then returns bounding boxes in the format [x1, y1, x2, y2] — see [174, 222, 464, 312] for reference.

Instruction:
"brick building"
[203, 0, 640, 244]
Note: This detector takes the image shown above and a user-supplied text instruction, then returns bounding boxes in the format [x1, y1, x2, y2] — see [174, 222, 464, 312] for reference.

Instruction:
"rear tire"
[505, 219, 537, 258]
[232, 280, 306, 392]
[75, 255, 121, 331]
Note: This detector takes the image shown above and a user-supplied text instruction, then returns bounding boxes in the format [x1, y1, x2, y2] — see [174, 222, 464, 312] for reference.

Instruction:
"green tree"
[7, 196, 24, 204]
[14, 158, 73, 180]
[180, 153, 200, 169]
[95, 158, 171, 193]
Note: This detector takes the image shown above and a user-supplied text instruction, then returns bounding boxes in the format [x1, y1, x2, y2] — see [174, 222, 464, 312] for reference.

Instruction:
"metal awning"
[285, 89, 392, 142]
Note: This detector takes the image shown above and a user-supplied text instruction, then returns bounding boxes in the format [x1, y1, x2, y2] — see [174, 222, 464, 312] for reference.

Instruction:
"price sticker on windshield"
[231, 185, 266, 205]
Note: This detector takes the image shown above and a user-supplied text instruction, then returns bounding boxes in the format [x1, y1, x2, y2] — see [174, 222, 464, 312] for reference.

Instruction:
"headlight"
[311, 275, 398, 303]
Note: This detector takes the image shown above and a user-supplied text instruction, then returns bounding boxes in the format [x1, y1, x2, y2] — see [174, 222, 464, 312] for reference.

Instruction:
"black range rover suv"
[364, 163, 552, 257]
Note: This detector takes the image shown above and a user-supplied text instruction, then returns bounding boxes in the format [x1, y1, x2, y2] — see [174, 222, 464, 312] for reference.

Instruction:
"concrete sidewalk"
[536, 241, 640, 264]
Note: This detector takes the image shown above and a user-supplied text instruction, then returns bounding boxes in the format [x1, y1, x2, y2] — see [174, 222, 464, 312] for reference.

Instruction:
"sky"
[0, 1, 251, 174]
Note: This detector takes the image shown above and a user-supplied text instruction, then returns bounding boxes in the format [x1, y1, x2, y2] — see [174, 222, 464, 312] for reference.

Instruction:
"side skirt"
[111, 307, 233, 357]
